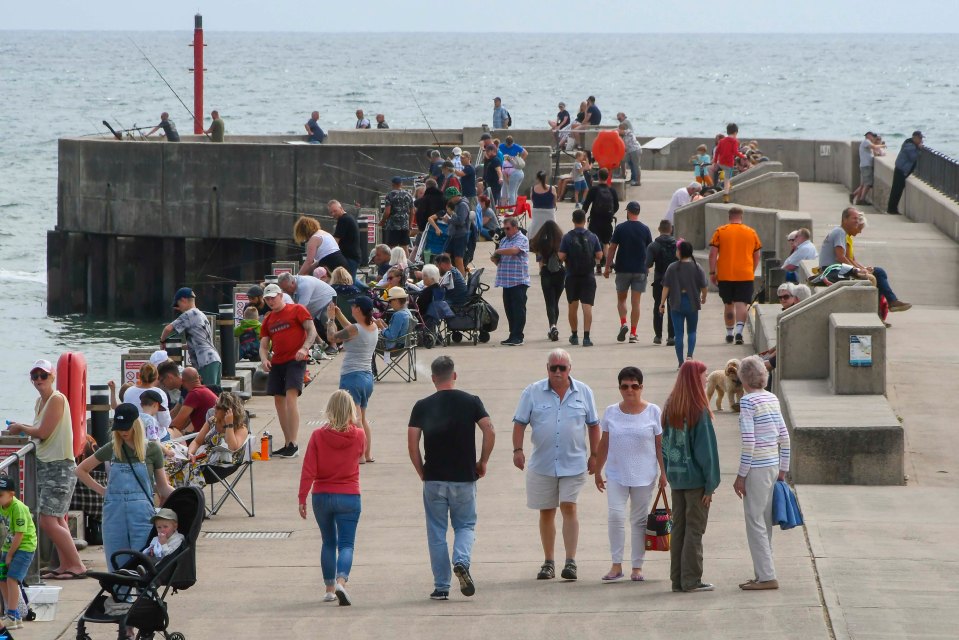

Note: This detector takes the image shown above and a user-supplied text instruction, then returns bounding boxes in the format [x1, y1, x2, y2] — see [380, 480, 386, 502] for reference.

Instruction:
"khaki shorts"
[37, 459, 77, 517]
[526, 470, 587, 510]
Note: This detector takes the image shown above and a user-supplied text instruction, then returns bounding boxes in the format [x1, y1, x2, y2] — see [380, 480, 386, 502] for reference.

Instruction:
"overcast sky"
[5, 0, 958, 32]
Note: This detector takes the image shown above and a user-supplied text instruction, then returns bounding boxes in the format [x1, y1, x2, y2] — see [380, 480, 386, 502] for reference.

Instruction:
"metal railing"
[915, 146, 959, 203]
[0, 439, 40, 584]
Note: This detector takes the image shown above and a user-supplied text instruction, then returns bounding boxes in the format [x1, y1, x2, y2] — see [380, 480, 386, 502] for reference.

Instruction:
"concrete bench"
[641, 137, 677, 170]
[749, 304, 781, 352]
[798, 259, 819, 283]
[779, 379, 903, 485]
[829, 313, 886, 395]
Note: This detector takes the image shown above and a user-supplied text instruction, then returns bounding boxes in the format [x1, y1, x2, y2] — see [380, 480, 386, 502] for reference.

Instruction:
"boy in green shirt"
[0, 476, 37, 630]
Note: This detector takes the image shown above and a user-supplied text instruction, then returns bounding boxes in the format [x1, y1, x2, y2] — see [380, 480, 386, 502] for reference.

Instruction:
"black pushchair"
[445, 268, 498, 345]
[76, 487, 204, 640]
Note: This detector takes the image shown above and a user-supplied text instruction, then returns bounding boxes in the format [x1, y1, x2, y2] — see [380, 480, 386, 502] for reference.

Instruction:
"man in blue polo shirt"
[512, 349, 599, 582]
[305, 111, 326, 143]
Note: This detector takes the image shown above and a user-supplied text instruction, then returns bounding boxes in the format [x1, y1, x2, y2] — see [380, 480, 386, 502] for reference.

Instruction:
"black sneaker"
[725, 335, 734, 344]
[271, 443, 291, 457]
[582, 336, 593, 347]
[569, 334, 579, 345]
[453, 563, 475, 597]
[617, 325, 628, 342]
[735, 334, 744, 345]
[652, 335, 662, 345]
[666, 338, 675, 346]
[505, 339, 523, 346]
[561, 560, 578, 580]
[429, 589, 449, 600]
[548, 326, 559, 342]
[277, 444, 299, 458]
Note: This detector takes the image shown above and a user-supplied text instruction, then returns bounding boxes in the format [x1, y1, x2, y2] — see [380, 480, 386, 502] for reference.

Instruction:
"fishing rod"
[408, 88, 443, 151]
[128, 37, 210, 139]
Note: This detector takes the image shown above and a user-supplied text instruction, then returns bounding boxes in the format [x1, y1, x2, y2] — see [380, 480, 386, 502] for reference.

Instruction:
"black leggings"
[540, 269, 566, 328]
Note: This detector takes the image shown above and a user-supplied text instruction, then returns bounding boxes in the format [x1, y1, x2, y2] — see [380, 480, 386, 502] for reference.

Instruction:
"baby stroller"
[76, 487, 204, 640]
[445, 268, 497, 345]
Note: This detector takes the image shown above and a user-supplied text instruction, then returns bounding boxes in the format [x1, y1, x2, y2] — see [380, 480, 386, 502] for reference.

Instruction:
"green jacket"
[233, 318, 261, 337]
[662, 411, 721, 495]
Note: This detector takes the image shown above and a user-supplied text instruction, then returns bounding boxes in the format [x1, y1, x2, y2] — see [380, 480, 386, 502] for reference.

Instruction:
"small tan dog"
[706, 359, 743, 411]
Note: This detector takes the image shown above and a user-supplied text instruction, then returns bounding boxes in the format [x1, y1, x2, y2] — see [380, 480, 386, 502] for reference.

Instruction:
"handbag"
[511, 155, 526, 170]
[645, 487, 672, 551]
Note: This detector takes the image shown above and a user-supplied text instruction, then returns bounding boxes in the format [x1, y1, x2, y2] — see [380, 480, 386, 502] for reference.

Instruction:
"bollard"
[89, 384, 111, 446]
[218, 303, 236, 378]
[166, 336, 183, 366]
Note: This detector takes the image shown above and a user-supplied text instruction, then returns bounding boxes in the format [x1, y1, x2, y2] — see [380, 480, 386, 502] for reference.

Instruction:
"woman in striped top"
[733, 355, 791, 591]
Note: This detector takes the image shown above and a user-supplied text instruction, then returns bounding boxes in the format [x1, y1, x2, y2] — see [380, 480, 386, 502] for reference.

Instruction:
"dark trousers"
[651, 282, 674, 339]
[670, 487, 710, 591]
[502, 285, 528, 341]
[887, 168, 908, 214]
[540, 270, 566, 328]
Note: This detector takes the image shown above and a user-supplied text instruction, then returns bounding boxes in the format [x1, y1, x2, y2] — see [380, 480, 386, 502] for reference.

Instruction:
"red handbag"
[645, 487, 672, 552]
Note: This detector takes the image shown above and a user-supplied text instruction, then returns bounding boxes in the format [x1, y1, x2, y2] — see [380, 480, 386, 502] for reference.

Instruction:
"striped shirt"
[738, 390, 790, 477]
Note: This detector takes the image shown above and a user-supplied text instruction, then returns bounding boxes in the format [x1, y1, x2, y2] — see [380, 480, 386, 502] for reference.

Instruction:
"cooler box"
[24, 585, 61, 621]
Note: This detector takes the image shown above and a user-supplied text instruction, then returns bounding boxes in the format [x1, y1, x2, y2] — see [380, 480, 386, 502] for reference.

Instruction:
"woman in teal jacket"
[661, 360, 721, 593]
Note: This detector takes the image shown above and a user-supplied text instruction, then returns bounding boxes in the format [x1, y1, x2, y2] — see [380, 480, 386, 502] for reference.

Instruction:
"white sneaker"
[4, 615, 23, 629]
[323, 592, 337, 603]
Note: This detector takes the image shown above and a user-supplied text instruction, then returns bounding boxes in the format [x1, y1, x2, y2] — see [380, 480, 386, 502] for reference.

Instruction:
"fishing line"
[408, 89, 442, 151]
[128, 37, 210, 139]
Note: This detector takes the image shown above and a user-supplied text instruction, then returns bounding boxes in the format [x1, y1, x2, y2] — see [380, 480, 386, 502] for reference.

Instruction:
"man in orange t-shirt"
[708, 207, 761, 345]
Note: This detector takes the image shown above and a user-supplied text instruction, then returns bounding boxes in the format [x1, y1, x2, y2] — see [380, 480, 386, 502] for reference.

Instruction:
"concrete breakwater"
[48, 128, 862, 319]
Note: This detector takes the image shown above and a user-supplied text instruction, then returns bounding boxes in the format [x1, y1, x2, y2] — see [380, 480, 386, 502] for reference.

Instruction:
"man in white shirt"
[781, 228, 818, 283]
[665, 182, 701, 224]
[355, 109, 371, 129]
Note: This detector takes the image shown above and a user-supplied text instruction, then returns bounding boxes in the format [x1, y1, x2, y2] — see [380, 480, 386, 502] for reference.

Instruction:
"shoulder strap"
[121, 443, 156, 505]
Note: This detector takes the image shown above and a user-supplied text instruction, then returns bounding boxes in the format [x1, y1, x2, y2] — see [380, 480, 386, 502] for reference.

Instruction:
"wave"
[0, 202, 23, 208]
[0, 269, 46, 284]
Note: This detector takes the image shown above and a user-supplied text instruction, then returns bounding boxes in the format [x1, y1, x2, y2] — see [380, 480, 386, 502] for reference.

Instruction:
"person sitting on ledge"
[781, 228, 818, 283]
[757, 282, 812, 390]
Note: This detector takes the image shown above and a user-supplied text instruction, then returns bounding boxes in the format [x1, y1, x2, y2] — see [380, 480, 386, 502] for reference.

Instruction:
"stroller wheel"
[478, 331, 491, 343]
[451, 332, 463, 343]
[168, 633, 186, 640]
[423, 333, 435, 349]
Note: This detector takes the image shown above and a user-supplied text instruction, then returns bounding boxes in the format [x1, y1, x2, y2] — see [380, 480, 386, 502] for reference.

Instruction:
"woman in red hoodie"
[298, 390, 366, 606]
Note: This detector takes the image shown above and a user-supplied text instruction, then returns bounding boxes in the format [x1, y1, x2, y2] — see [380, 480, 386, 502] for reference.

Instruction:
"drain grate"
[203, 531, 292, 540]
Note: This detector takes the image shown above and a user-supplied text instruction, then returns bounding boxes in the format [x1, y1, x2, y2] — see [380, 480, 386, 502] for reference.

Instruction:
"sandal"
[601, 572, 624, 582]
[561, 560, 578, 580]
[631, 573, 646, 582]
[536, 561, 555, 580]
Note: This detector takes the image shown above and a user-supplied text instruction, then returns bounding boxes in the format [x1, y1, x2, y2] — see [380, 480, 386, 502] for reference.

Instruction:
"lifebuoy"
[591, 131, 626, 184]
[56, 352, 87, 458]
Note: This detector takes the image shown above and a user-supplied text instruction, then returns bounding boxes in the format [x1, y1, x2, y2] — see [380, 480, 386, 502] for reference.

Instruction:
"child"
[143, 508, 185, 560]
[714, 123, 747, 202]
[690, 144, 713, 186]
[234, 306, 262, 362]
[571, 151, 588, 206]
[139, 390, 173, 452]
[0, 476, 36, 631]
[107, 380, 135, 410]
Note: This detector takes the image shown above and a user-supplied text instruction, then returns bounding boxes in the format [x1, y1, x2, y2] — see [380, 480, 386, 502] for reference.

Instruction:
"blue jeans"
[345, 258, 359, 283]
[871, 266, 897, 302]
[312, 493, 362, 586]
[423, 481, 477, 591]
[670, 293, 699, 365]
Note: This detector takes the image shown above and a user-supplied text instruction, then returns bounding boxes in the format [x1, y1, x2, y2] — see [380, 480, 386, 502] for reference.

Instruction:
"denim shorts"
[4, 549, 34, 582]
[573, 179, 588, 191]
[339, 371, 374, 409]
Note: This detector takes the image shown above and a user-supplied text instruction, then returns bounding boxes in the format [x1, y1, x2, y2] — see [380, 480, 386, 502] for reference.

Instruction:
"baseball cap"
[386, 286, 408, 300]
[140, 389, 167, 410]
[172, 287, 195, 308]
[452, 147, 462, 155]
[263, 283, 282, 299]
[626, 201, 641, 213]
[444, 186, 461, 199]
[864, 131, 877, 137]
[352, 296, 374, 313]
[391, 176, 404, 185]
[246, 285, 264, 297]
[113, 403, 140, 431]
[30, 359, 54, 374]
[151, 508, 178, 524]
[0, 476, 16, 492]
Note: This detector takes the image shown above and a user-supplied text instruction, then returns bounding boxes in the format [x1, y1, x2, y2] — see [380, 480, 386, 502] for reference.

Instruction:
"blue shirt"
[382, 307, 413, 348]
[586, 104, 602, 125]
[895, 139, 921, 175]
[306, 118, 325, 143]
[492, 106, 509, 129]
[513, 378, 600, 477]
[499, 143, 525, 158]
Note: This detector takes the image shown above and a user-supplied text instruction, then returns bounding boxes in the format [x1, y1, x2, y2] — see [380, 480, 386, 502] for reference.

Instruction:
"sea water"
[0, 31, 956, 415]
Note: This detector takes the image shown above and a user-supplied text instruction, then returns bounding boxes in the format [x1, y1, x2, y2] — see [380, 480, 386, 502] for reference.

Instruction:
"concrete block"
[779, 379, 903, 485]
[704, 203, 779, 257]
[829, 313, 886, 395]
[777, 280, 877, 381]
[775, 210, 814, 259]
[223, 369, 253, 393]
[750, 304, 780, 352]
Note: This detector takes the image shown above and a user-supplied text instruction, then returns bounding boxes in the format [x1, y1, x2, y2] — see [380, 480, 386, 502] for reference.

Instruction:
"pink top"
[297, 425, 366, 502]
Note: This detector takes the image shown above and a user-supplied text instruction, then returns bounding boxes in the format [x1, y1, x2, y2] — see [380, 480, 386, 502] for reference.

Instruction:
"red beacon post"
[189, 13, 205, 135]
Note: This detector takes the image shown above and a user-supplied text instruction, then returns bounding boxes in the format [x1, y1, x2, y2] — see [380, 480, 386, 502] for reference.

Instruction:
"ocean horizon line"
[0, 29, 955, 35]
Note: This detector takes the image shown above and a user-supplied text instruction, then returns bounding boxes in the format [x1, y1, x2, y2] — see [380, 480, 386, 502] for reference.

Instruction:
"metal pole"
[191, 14, 204, 135]
[89, 384, 111, 446]
[166, 336, 184, 366]
[218, 303, 236, 378]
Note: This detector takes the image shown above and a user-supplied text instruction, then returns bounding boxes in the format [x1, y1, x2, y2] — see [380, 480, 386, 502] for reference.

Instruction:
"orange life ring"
[56, 352, 88, 458]
[591, 131, 626, 183]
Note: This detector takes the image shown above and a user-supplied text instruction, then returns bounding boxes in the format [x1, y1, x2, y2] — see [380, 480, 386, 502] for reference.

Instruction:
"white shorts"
[526, 470, 587, 510]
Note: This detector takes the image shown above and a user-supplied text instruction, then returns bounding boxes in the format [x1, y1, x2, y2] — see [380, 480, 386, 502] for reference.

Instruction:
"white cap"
[452, 147, 462, 156]
[263, 283, 283, 298]
[31, 359, 54, 374]
[386, 286, 408, 300]
[149, 350, 169, 365]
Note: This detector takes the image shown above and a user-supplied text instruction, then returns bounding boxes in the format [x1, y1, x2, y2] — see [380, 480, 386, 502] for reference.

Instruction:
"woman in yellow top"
[7, 360, 87, 578]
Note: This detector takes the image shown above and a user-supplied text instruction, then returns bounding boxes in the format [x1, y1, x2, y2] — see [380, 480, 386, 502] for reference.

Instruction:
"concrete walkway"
[26, 171, 959, 640]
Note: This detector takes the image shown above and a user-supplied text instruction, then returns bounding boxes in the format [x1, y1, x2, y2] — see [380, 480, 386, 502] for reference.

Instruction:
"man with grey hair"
[665, 182, 701, 224]
[372, 243, 392, 278]
[277, 272, 337, 355]
[781, 227, 817, 283]
[512, 349, 599, 581]
[408, 356, 495, 601]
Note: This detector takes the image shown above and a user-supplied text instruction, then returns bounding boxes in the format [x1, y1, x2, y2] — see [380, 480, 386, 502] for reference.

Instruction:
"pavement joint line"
[797, 491, 839, 640]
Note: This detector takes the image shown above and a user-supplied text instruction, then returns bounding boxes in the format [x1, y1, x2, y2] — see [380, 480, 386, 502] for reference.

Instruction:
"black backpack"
[566, 231, 595, 276]
[592, 185, 614, 215]
[505, 110, 512, 127]
[652, 236, 678, 274]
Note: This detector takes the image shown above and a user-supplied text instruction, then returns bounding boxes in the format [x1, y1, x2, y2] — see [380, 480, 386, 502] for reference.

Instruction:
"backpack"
[652, 236, 678, 275]
[505, 110, 512, 127]
[566, 231, 595, 276]
[592, 185, 614, 215]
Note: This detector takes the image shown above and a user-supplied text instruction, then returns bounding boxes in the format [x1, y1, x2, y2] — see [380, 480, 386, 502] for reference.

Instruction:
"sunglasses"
[30, 371, 50, 381]
[548, 364, 569, 373]
[778, 294, 793, 301]
[619, 383, 641, 390]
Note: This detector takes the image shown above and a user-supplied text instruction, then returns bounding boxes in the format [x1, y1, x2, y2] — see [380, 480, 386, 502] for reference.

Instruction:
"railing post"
[89, 384, 111, 446]
[23, 445, 39, 584]
[218, 303, 236, 378]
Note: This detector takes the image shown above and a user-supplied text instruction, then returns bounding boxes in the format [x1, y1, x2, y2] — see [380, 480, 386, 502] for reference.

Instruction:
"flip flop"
[631, 574, 646, 582]
[601, 572, 624, 582]
[365, 459, 375, 463]
[51, 571, 89, 580]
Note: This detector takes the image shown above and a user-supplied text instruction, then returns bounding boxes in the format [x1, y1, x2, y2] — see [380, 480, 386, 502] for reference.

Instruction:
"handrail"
[0, 440, 36, 473]
[915, 146, 959, 203]
[0, 438, 40, 584]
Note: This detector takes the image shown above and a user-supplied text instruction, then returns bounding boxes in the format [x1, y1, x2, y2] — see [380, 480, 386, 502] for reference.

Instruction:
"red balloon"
[591, 130, 626, 182]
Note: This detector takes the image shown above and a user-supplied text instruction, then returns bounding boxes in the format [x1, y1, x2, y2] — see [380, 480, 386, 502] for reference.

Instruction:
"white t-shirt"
[122, 386, 172, 435]
[601, 402, 663, 487]
[859, 138, 874, 168]
[665, 187, 692, 224]
[312, 231, 341, 262]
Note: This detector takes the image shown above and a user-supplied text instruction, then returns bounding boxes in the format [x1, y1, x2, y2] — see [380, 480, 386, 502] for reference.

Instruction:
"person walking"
[604, 201, 653, 344]
[733, 356, 791, 591]
[408, 356, 495, 600]
[529, 170, 557, 238]
[887, 130, 923, 215]
[708, 207, 761, 345]
[582, 168, 619, 273]
[661, 360, 721, 593]
[512, 349, 600, 581]
[531, 220, 565, 343]
[594, 366, 666, 582]
[326, 297, 379, 464]
[492, 217, 530, 346]
[559, 209, 604, 347]
[660, 241, 708, 367]
[298, 390, 366, 606]
[646, 219, 678, 346]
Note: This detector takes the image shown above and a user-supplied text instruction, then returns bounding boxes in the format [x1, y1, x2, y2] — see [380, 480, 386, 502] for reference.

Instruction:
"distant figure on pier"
[887, 130, 924, 215]
[305, 111, 326, 143]
[852, 132, 882, 206]
[145, 112, 180, 142]
[245, 285, 270, 320]
[605, 201, 653, 345]
[586, 96, 602, 126]
[160, 287, 222, 386]
[715, 123, 747, 201]
[616, 112, 632, 132]
[492, 97, 510, 129]
[375, 113, 389, 129]
[204, 110, 224, 142]
[355, 109, 371, 129]
[781, 228, 817, 283]
[278, 271, 338, 357]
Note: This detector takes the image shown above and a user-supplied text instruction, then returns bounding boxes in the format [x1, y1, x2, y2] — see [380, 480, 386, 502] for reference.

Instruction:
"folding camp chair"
[374, 315, 418, 382]
[197, 433, 255, 518]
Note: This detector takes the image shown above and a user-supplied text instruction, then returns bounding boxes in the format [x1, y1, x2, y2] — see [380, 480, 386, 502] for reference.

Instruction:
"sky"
[4, 0, 959, 32]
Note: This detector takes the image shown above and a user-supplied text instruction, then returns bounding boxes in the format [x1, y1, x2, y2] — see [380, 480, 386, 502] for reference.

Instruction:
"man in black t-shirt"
[604, 201, 653, 344]
[145, 112, 180, 142]
[408, 356, 495, 601]
[328, 199, 362, 280]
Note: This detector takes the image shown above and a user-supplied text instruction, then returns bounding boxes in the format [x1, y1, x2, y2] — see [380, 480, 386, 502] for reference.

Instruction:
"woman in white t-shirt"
[594, 366, 666, 582]
[294, 216, 349, 274]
